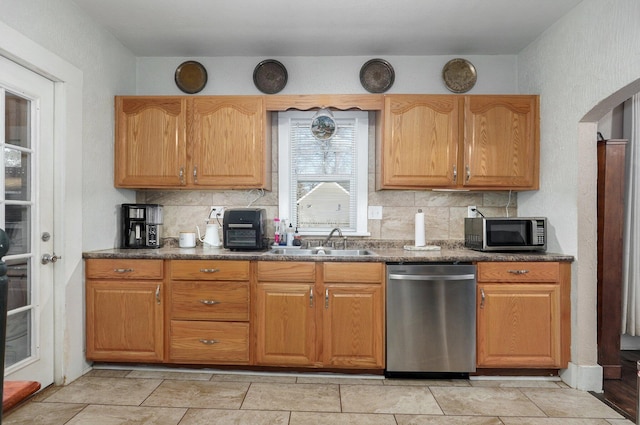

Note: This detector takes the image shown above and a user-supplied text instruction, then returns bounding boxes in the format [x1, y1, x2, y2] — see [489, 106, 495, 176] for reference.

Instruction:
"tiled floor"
[3, 367, 635, 425]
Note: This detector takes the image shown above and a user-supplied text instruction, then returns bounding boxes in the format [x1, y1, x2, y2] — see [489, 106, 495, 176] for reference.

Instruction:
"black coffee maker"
[121, 204, 163, 249]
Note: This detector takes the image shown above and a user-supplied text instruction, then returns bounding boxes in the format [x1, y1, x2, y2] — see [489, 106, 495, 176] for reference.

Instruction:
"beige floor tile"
[430, 387, 545, 417]
[501, 418, 614, 424]
[521, 388, 624, 419]
[84, 369, 132, 378]
[290, 411, 397, 425]
[3, 401, 86, 425]
[126, 370, 213, 381]
[469, 379, 563, 388]
[180, 408, 290, 425]
[42, 377, 163, 406]
[30, 384, 62, 402]
[340, 384, 443, 415]
[395, 415, 504, 425]
[142, 380, 249, 409]
[384, 379, 471, 387]
[242, 382, 341, 412]
[210, 373, 297, 383]
[297, 376, 384, 385]
[65, 405, 187, 425]
[606, 419, 637, 425]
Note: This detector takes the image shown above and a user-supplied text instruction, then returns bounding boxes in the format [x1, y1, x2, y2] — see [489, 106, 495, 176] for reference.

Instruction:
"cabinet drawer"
[86, 259, 163, 279]
[324, 262, 383, 283]
[477, 262, 559, 283]
[171, 260, 249, 280]
[257, 261, 316, 282]
[171, 282, 249, 321]
[169, 321, 249, 364]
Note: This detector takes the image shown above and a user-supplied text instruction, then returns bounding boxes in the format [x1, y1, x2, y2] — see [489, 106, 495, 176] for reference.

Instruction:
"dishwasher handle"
[388, 273, 475, 281]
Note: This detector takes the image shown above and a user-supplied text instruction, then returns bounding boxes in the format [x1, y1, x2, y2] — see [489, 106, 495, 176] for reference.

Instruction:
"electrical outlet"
[368, 205, 383, 220]
[210, 206, 225, 221]
[467, 206, 477, 218]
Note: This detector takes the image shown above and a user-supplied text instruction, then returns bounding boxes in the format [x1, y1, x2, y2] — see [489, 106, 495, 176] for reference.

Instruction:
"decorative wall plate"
[253, 59, 288, 94]
[442, 58, 477, 93]
[311, 109, 337, 140]
[174, 61, 208, 94]
[359, 59, 395, 93]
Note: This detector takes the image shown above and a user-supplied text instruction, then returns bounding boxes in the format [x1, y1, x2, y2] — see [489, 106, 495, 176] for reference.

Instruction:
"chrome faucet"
[322, 227, 347, 249]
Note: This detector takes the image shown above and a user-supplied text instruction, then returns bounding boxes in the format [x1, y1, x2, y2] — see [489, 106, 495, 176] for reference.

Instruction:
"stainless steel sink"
[267, 247, 376, 257]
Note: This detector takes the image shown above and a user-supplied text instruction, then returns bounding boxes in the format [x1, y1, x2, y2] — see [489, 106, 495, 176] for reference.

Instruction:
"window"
[278, 110, 369, 236]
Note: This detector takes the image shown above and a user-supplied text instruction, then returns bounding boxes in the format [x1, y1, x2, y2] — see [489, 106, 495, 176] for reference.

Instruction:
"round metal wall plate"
[442, 58, 477, 93]
[175, 61, 208, 94]
[360, 59, 395, 93]
[253, 59, 288, 94]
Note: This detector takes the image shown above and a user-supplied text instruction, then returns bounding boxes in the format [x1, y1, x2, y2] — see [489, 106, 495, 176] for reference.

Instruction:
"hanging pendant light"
[310, 108, 337, 141]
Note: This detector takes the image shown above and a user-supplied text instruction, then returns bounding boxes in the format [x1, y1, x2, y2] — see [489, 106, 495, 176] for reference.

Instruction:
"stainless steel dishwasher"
[386, 263, 477, 377]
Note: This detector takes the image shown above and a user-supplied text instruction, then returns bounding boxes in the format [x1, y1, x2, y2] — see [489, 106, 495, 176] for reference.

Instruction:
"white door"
[0, 55, 55, 387]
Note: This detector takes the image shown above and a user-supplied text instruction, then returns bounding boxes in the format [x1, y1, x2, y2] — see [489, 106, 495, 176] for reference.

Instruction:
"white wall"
[1, 0, 136, 384]
[517, 0, 640, 390]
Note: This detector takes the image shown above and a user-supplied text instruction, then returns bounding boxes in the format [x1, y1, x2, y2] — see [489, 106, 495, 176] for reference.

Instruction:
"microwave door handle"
[531, 219, 538, 244]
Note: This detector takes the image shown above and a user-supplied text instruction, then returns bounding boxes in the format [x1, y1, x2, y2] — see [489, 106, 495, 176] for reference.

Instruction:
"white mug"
[179, 232, 196, 248]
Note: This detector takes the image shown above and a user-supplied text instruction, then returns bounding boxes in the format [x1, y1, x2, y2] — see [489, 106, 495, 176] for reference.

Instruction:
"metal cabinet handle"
[453, 165, 457, 183]
[508, 269, 530, 275]
[113, 268, 134, 273]
[155, 285, 161, 305]
[193, 165, 198, 183]
[199, 339, 219, 345]
[480, 288, 485, 309]
[199, 299, 220, 305]
[325, 289, 329, 309]
[466, 165, 471, 182]
[179, 167, 185, 185]
[310, 288, 314, 308]
[199, 268, 220, 273]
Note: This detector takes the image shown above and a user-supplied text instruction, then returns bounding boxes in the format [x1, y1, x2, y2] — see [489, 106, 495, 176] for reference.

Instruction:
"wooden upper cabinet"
[379, 94, 539, 190]
[115, 96, 187, 188]
[114, 95, 270, 189]
[381, 95, 460, 188]
[464, 95, 539, 189]
[190, 96, 270, 188]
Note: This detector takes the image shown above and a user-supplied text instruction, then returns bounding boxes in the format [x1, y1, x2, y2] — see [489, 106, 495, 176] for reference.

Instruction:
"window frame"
[277, 110, 370, 236]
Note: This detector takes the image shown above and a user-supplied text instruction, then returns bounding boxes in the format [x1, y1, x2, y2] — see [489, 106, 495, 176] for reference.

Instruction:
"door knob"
[41, 253, 61, 265]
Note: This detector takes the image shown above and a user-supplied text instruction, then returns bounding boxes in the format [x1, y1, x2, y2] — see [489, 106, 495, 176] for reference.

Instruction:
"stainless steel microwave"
[464, 217, 547, 252]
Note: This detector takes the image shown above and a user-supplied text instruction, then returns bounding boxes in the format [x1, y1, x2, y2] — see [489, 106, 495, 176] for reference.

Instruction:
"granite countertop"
[83, 240, 574, 263]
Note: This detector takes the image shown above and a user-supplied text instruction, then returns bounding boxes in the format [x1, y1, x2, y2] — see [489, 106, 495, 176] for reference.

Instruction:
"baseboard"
[560, 362, 603, 392]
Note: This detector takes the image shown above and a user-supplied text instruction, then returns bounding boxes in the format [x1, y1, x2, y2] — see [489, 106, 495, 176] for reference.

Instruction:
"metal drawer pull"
[466, 165, 471, 182]
[199, 299, 220, 305]
[155, 285, 161, 305]
[507, 269, 530, 275]
[325, 289, 329, 309]
[310, 288, 314, 308]
[199, 339, 219, 345]
[480, 288, 485, 309]
[179, 167, 185, 185]
[453, 165, 457, 183]
[113, 268, 134, 273]
[199, 268, 220, 273]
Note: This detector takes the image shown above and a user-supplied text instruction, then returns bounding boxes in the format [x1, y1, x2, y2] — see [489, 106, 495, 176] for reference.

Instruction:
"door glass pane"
[5, 94, 30, 148]
[5, 205, 30, 255]
[5, 310, 31, 368]
[7, 258, 30, 310]
[5, 147, 31, 201]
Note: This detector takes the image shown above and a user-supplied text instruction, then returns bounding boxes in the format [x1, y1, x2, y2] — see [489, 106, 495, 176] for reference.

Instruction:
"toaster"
[223, 208, 267, 250]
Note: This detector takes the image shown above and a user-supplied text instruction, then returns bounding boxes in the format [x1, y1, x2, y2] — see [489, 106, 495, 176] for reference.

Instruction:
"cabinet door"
[381, 95, 460, 188]
[190, 96, 268, 188]
[254, 282, 316, 366]
[114, 96, 187, 187]
[322, 284, 384, 368]
[464, 95, 539, 189]
[477, 283, 561, 368]
[86, 280, 163, 362]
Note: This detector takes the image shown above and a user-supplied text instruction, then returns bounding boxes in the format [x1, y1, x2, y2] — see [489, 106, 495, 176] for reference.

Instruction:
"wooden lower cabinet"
[168, 260, 250, 365]
[476, 261, 571, 369]
[85, 259, 164, 362]
[254, 261, 384, 369]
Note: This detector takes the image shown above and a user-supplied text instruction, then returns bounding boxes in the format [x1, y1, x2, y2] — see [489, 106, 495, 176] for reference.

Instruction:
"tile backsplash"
[137, 115, 517, 243]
